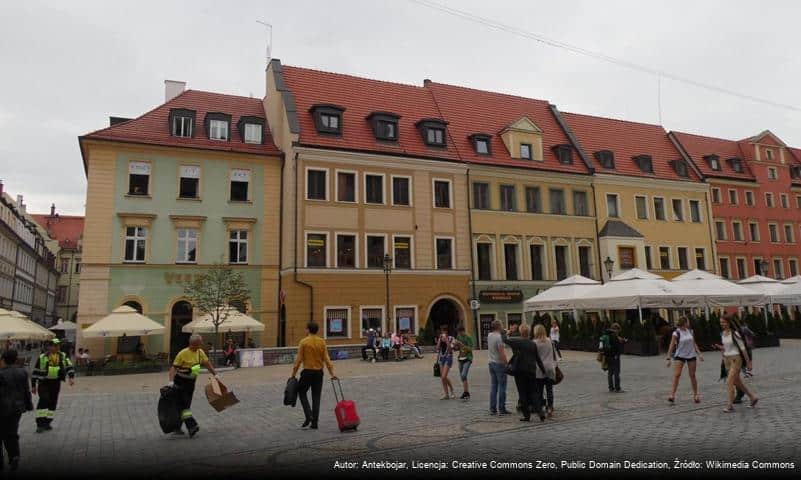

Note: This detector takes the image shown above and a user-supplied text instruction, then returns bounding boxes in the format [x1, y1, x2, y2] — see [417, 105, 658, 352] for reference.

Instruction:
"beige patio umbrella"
[182, 306, 265, 333]
[0, 308, 56, 341]
[82, 305, 165, 338]
[49, 319, 79, 331]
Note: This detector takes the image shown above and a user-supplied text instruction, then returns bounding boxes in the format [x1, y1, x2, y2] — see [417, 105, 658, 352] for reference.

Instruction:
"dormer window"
[366, 112, 399, 141]
[703, 154, 721, 171]
[727, 157, 743, 173]
[552, 144, 573, 165]
[237, 116, 265, 144]
[310, 104, 345, 135]
[520, 143, 532, 160]
[469, 134, 492, 155]
[671, 159, 689, 178]
[594, 150, 615, 169]
[416, 119, 448, 147]
[169, 108, 195, 137]
[633, 155, 653, 174]
[204, 112, 231, 141]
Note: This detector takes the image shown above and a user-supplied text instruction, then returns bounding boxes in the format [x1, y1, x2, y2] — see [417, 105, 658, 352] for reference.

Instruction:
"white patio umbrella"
[574, 268, 704, 322]
[82, 306, 165, 338]
[738, 275, 785, 326]
[771, 282, 801, 305]
[0, 308, 56, 341]
[780, 275, 801, 285]
[672, 269, 767, 307]
[524, 274, 601, 313]
[182, 306, 265, 334]
[49, 320, 78, 331]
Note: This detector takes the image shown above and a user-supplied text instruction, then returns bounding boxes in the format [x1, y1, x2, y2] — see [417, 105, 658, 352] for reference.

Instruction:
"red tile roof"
[30, 214, 84, 249]
[82, 90, 280, 156]
[425, 82, 590, 174]
[670, 131, 755, 180]
[563, 112, 699, 182]
[281, 66, 460, 162]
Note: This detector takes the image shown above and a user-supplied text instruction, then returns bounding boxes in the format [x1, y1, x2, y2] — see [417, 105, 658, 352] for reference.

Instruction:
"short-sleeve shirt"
[487, 332, 504, 364]
[173, 348, 208, 370]
[672, 328, 696, 359]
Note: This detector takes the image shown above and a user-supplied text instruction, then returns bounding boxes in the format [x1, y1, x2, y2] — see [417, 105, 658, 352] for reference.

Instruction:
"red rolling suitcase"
[332, 378, 360, 432]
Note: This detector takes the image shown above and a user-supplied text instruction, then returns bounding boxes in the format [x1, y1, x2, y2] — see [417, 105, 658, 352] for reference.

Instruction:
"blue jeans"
[488, 362, 508, 413]
[458, 360, 472, 381]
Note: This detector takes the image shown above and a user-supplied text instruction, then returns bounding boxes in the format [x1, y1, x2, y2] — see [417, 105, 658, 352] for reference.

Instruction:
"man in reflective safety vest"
[30, 339, 74, 433]
[168, 334, 219, 437]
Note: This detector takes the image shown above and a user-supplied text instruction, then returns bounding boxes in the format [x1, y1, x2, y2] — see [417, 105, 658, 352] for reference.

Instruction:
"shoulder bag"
[552, 344, 563, 385]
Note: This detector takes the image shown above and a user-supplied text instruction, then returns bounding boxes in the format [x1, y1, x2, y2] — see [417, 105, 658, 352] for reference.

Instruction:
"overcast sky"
[2, 0, 800, 216]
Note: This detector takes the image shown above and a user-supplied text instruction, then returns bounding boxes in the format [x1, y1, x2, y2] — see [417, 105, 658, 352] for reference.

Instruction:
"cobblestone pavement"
[14, 342, 801, 478]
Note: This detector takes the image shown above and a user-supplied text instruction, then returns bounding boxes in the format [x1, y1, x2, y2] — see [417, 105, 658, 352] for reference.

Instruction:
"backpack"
[599, 333, 612, 356]
[740, 328, 755, 350]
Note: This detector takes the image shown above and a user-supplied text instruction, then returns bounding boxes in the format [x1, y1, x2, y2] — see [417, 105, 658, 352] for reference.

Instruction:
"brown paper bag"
[205, 377, 239, 412]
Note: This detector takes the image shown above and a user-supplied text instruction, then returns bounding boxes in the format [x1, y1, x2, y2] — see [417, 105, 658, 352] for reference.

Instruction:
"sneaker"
[188, 425, 199, 437]
[461, 392, 470, 401]
[449, 393, 456, 399]
[498, 409, 512, 416]
[440, 395, 450, 400]
[615, 389, 625, 393]
[722, 406, 734, 413]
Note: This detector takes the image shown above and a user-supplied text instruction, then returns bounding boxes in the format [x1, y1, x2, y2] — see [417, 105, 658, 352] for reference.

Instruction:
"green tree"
[184, 263, 251, 363]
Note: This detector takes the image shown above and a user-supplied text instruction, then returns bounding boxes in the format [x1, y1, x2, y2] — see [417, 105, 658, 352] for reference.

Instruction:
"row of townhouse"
[0, 183, 60, 325]
[76, 61, 801, 355]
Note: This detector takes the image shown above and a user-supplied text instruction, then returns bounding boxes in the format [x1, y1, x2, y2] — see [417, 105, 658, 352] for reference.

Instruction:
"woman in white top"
[549, 318, 562, 360]
[666, 316, 703, 404]
[713, 316, 758, 413]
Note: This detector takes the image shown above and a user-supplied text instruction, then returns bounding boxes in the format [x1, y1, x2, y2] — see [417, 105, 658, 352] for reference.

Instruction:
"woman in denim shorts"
[436, 325, 455, 400]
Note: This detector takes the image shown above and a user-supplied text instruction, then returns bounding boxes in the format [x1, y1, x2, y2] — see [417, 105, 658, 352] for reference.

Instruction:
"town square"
[2, 1, 801, 478]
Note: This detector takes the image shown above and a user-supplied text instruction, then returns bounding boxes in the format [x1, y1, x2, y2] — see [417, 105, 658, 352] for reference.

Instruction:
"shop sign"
[479, 290, 523, 304]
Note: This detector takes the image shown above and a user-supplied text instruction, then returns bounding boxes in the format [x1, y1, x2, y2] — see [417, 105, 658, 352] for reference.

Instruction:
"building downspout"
[293, 152, 314, 324]
[277, 154, 285, 346]
[590, 182, 604, 283]
[466, 167, 481, 348]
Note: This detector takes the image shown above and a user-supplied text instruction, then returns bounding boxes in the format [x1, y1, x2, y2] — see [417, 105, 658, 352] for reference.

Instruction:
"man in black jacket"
[0, 349, 34, 472]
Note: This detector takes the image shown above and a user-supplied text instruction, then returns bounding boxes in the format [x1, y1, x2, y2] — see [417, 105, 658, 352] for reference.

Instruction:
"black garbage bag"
[158, 385, 182, 434]
[284, 377, 299, 407]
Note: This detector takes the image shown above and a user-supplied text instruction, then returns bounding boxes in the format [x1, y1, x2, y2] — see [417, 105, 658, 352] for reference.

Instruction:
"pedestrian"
[168, 334, 220, 437]
[30, 339, 74, 433]
[532, 324, 557, 417]
[435, 325, 456, 400]
[0, 350, 33, 472]
[549, 318, 562, 360]
[486, 320, 511, 416]
[714, 316, 758, 413]
[223, 339, 238, 367]
[290, 321, 338, 429]
[599, 323, 627, 393]
[361, 329, 378, 362]
[453, 326, 474, 401]
[402, 332, 422, 358]
[503, 324, 546, 422]
[734, 322, 755, 404]
[666, 316, 703, 404]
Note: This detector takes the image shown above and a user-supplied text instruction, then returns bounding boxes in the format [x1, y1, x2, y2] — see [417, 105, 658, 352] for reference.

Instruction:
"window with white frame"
[500, 184, 516, 212]
[715, 221, 726, 241]
[773, 259, 784, 279]
[745, 191, 755, 206]
[306, 233, 327, 267]
[672, 199, 684, 221]
[728, 189, 738, 205]
[785, 224, 795, 243]
[781, 194, 789, 209]
[635, 195, 648, 220]
[768, 167, 778, 180]
[124, 226, 147, 263]
[719, 257, 730, 279]
[694, 248, 706, 271]
[606, 194, 619, 218]
[435, 238, 453, 270]
[361, 307, 383, 333]
[392, 176, 411, 206]
[677, 247, 689, 270]
[172, 114, 193, 137]
[176, 228, 197, 263]
[365, 174, 384, 204]
[336, 234, 356, 268]
[736, 258, 747, 279]
[178, 165, 200, 199]
[653, 197, 666, 220]
[128, 162, 150, 196]
[395, 307, 416, 334]
[230, 169, 250, 202]
[732, 222, 743, 241]
[325, 307, 349, 338]
[769, 224, 779, 243]
[336, 171, 356, 203]
[307, 168, 328, 201]
[765, 192, 774, 208]
[503, 242, 519, 281]
[530, 243, 544, 280]
[366, 235, 386, 269]
[433, 179, 452, 208]
[748, 222, 759, 242]
[689, 200, 702, 223]
[789, 259, 799, 277]
[243, 123, 262, 144]
[228, 230, 248, 264]
[393, 236, 412, 269]
[476, 242, 493, 280]
[712, 188, 721, 204]
[209, 119, 229, 141]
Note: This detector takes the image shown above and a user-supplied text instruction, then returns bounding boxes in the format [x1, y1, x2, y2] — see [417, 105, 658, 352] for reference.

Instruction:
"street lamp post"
[383, 253, 393, 334]
[603, 256, 615, 282]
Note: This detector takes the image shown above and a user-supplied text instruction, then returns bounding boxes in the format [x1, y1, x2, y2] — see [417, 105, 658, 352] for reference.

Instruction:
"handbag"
[433, 362, 441, 377]
[284, 377, 299, 407]
[505, 353, 518, 376]
[552, 344, 563, 385]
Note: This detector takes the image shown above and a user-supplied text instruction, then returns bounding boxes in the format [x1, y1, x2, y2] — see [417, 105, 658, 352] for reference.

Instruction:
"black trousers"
[541, 378, 554, 409]
[607, 355, 621, 391]
[298, 369, 324, 423]
[174, 376, 198, 429]
[516, 373, 539, 420]
[36, 380, 61, 427]
[0, 413, 21, 464]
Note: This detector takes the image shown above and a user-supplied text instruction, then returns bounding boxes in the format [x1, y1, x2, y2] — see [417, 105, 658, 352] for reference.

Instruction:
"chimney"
[50, 203, 56, 216]
[0, 179, 3, 195]
[423, 79, 432, 87]
[165, 80, 186, 102]
[16, 194, 25, 213]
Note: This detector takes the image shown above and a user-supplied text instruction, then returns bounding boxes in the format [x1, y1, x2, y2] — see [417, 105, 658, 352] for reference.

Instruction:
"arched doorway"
[169, 301, 193, 359]
[424, 298, 464, 344]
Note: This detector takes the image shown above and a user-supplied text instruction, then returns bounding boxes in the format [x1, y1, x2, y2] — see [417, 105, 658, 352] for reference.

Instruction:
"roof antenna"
[256, 20, 273, 65]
